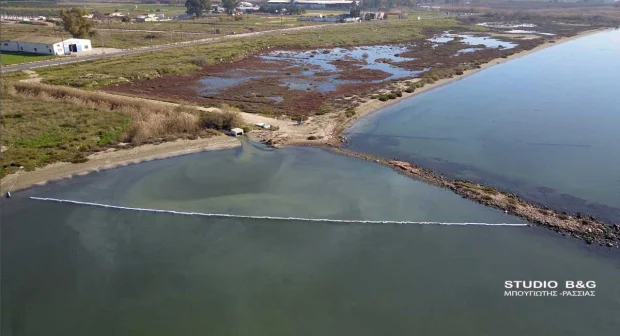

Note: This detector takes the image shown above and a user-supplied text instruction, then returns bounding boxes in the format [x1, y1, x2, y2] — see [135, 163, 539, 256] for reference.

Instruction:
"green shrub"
[378, 95, 389, 101]
[387, 93, 397, 99]
[345, 108, 356, 118]
[199, 111, 225, 129]
[405, 87, 414, 93]
[190, 57, 208, 67]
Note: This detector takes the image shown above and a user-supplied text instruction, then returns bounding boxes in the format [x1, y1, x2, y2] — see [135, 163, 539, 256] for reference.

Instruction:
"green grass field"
[98, 14, 326, 33]
[0, 90, 130, 177]
[0, 52, 57, 65]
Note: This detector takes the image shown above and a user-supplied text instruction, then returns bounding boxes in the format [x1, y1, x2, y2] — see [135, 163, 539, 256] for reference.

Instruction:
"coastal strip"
[3, 29, 607, 192]
[0, 136, 240, 194]
[28, 197, 528, 226]
[2, 29, 617, 249]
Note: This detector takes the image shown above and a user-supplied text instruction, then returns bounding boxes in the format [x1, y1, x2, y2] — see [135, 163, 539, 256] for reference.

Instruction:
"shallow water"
[429, 33, 517, 49]
[198, 45, 425, 95]
[346, 29, 620, 222]
[2, 144, 620, 335]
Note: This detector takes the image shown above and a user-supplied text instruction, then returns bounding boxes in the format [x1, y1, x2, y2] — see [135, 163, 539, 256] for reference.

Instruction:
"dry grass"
[10, 82, 243, 145]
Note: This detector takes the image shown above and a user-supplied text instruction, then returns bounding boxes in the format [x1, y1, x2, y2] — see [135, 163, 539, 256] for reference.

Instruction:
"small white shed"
[230, 128, 244, 136]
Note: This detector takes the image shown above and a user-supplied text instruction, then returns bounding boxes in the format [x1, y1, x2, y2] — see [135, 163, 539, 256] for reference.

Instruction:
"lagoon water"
[346, 29, 620, 223]
[2, 144, 620, 335]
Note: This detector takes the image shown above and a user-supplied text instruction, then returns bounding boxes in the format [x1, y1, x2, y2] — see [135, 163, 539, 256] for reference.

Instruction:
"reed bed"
[9, 82, 242, 145]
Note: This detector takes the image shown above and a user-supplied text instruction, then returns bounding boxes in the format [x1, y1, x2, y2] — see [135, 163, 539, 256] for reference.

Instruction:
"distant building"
[298, 14, 360, 22]
[267, 0, 356, 9]
[136, 14, 168, 22]
[237, 2, 260, 11]
[1, 36, 92, 55]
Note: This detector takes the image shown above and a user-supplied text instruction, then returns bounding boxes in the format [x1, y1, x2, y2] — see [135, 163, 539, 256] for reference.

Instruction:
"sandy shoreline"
[0, 136, 240, 194]
[0, 28, 608, 194]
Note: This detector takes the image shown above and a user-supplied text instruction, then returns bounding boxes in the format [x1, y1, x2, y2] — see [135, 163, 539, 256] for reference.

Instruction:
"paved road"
[1, 24, 330, 73]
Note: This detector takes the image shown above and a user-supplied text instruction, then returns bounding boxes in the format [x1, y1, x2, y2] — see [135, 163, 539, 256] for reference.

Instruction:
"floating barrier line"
[29, 197, 527, 226]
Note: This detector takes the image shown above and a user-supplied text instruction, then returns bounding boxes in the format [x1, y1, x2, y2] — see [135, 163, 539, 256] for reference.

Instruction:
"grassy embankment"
[36, 19, 476, 87]
[0, 52, 57, 65]
[1, 79, 243, 177]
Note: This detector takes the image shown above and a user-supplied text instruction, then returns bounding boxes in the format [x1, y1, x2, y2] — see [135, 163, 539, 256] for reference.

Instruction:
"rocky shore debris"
[387, 160, 619, 248]
[315, 145, 619, 248]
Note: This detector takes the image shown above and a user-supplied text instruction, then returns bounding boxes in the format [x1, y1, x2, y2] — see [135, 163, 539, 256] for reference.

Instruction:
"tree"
[222, 0, 241, 15]
[60, 8, 94, 38]
[185, 0, 212, 18]
[350, 4, 361, 18]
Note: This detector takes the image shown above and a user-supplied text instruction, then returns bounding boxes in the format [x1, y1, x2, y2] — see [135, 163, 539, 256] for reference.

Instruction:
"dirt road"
[1, 23, 331, 72]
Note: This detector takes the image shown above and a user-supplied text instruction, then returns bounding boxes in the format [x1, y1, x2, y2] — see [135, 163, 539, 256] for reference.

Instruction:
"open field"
[0, 52, 56, 65]
[64, 2, 188, 16]
[0, 23, 72, 41]
[0, 22, 214, 49]
[98, 14, 325, 33]
[1, 2, 188, 16]
[0, 14, 332, 50]
[36, 19, 472, 87]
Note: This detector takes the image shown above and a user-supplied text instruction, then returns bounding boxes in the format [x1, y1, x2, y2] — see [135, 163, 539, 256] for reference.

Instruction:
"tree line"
[184, 0, 241, 17]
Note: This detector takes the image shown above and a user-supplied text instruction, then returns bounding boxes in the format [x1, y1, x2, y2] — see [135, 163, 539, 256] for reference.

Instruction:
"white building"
[136, 14, 158, 22]
[267, 0, 356, 9]
[237, 2, 260, 11]
[1, 36, 92, 55]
